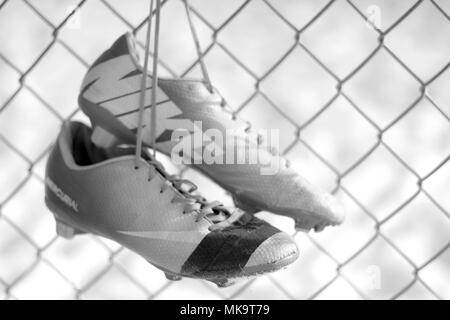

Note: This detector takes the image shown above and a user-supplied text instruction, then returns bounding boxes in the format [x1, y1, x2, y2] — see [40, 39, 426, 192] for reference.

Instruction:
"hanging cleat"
[45, 122, 299, 284]
[78, 32, 345, 232]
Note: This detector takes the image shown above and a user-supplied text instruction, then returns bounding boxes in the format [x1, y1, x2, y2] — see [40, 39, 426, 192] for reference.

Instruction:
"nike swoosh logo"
[117, 230, 209, 243]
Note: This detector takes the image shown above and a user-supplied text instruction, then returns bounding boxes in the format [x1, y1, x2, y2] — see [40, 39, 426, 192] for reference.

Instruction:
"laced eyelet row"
[130, 0, 248, 228]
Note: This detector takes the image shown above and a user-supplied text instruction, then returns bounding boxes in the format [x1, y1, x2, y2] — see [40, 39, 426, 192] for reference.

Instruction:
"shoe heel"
[91, 126, 119, 148]
[46, 197, 85, 239]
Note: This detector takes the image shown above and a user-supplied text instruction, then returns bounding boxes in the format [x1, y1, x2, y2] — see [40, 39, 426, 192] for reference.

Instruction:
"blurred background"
[0, 0, 449, 300]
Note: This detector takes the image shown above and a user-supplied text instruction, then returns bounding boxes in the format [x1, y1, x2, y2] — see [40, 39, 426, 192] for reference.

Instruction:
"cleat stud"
[294, 219, 313, 233]
[56, 221, 76, 239]
[165, 272, 182, 281]
[232, 196, 259, 214]
[295, 217, 325, 233]
[314, 223, 327, 233]
[213, 279, 235, 288]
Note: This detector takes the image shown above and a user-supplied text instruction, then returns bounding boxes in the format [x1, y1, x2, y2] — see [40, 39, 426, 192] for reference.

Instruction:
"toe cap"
[244, 232, 299, 269]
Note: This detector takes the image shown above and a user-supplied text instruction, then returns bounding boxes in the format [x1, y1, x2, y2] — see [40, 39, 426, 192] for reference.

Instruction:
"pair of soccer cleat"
[45, 33, 344, 288]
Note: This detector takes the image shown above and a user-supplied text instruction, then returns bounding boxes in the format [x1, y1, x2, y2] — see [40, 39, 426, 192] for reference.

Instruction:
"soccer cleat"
[45, 121, 299, 286]
[78, 33, 345, 232]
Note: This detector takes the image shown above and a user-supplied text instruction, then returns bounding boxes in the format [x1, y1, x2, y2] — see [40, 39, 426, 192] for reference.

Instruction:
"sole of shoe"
[232, 194, 342, 233]
[45, 197, 299, 288]
[154, 248, 299, 288]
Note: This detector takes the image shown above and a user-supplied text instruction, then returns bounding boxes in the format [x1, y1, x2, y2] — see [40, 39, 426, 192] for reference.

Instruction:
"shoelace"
[183, 0, 290, 167]
[146, 155, 233, 225]
[134, 0, 243, 228]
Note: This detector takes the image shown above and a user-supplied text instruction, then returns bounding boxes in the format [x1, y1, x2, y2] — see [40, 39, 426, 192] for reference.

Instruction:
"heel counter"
[78, 33, 137, 122]
[80, 33, 131, 95]
[44, 133, 79, 215]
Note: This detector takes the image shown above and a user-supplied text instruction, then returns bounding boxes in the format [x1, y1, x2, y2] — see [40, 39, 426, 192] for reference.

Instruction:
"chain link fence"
[0, 0, 449, 300]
